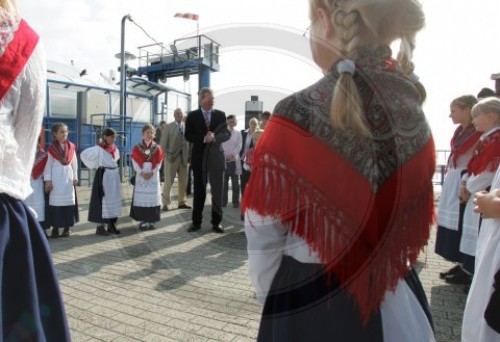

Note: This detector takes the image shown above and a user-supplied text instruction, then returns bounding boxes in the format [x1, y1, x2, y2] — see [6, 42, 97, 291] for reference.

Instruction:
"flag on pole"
[174, 13, 199, 21]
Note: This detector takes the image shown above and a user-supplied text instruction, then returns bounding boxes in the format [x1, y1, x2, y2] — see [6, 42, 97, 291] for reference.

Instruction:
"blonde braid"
[397, 35, 416, 75]
[330, 7, 371, 137]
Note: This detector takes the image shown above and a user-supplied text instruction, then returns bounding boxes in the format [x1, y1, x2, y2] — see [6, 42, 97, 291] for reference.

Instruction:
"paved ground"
[47, 182, 467, 341]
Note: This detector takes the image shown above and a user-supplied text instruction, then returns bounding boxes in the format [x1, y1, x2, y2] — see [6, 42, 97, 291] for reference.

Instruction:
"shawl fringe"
[242, 116, 435, 324]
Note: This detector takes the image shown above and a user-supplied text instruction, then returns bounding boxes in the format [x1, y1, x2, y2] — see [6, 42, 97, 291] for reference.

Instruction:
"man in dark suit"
[184, 88, 231, 233]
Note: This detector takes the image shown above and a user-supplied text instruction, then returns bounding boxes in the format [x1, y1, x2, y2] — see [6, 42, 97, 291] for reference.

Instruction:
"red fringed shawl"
[99, 143, 117, 159]
[467, 129, 500, 176]
[242, 115, 436, 324]
[32, 149, 47, 179]
[131, 140, 164, 169]
[449, 124, 482, 168]
[48, 140, 76, 165]
[0, 19, 39, 100]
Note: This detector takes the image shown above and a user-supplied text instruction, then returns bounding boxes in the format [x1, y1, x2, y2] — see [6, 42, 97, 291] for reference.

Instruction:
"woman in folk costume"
[130, 124, 164, 230]
[0, 0, 70, 340]
[242, 0, 436, 340]
[80, 128, 122, 236]
[44, 122, 79, 238]
[459, 98, 500, 273]
[462, 164, 500, 342]
[24, 136, 49, 234]
[435, 95, 481, 284]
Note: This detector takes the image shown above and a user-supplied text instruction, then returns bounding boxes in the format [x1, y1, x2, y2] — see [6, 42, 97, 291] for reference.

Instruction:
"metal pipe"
[119, 14, 132, 182]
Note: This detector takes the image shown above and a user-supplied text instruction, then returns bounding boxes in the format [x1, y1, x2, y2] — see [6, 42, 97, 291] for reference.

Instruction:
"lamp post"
[117, 14, 134, 182]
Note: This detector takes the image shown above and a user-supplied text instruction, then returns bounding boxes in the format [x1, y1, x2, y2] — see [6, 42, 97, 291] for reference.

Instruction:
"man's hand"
[205, 131, 215, 143]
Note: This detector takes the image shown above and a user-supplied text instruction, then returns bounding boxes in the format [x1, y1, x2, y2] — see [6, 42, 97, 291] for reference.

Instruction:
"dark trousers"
[192, 165, 224, 226]
[186, 164, 193, 195]
[240, 167, 251, 198]
[223, 174, 240, 206]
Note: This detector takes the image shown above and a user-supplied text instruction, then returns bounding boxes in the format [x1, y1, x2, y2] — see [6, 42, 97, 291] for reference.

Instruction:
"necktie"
[204, 111, 210, 128]
[178, 123, 183, 135]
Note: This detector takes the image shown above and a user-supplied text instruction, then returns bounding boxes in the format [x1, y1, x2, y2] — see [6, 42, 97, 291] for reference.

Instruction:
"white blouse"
[0, 14, 46, 200]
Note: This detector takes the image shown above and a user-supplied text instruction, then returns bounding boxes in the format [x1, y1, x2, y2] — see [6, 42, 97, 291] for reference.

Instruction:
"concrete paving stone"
[165, 317, 205, 334]
[140, 333, 179, 342]
[191, 315, 229, 331]
[69, 309, 122, 330]
[107, 323, 152, 340]
[136, 323, 178, 338]
[64, 295, 97, 311]
[221, 322, 258, 339]
[196, 326, 238, 341]
[222, 337, 255, 342]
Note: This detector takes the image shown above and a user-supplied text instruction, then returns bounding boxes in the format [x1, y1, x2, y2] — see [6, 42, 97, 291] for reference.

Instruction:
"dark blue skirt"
[258, 255, 433, 342]
[435, 202, 466, 263]
[130, 205, 161, 223]
[0, 193, 70, 341]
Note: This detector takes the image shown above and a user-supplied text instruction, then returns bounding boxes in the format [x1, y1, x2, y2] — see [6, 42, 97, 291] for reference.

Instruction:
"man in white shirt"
[222, 115, 242, 208]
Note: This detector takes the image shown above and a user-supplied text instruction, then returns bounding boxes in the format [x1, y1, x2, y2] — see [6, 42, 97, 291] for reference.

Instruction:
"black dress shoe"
[187, 224, 201, 232]
[439, 265, 461, 279]
[178, 204, 192, 209]
[444, 269, 472, 285]
[212, 225, 224, 234]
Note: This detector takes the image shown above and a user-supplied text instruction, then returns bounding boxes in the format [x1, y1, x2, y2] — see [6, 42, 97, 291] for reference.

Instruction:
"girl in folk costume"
[25, 135, 49, 234]
[242, 0, 436, 340]
[459, 97, 500, 275]
[435, 95, 481, 284]
[80, 128, 122, 236]
[44, 122, 79, 238]
[130, 124, 164, 230]
[0, 0, 70, 339]
[462, 164, 500, 342]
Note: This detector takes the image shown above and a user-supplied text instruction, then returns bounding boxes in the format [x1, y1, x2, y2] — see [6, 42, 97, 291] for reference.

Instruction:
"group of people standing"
[26, 88, 270, 241]
[435, 94, 500, 340]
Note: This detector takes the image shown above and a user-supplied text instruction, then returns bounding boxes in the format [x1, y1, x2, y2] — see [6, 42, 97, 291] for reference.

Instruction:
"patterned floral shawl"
[242, 46, 436, 324]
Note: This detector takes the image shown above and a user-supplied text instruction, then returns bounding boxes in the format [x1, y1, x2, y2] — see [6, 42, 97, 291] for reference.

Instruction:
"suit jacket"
[185, 108, 230, 171]
[159, 121, 189, 165]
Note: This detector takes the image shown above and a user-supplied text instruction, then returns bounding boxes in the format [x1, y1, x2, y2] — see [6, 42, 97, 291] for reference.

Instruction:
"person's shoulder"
[213, 109, 225, 116]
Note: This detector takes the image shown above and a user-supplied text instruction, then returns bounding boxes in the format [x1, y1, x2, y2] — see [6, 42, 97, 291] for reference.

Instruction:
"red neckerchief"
[242, 115, 436, 323]
[0, 19, 39, 101]
[31, 149, 47, 179]
[48, 140, 76, 165]
[448, 124, 481, 168]
[99, 143, 117, 159]
[130, 140, 164, 169]
[467, 129, 500, 176]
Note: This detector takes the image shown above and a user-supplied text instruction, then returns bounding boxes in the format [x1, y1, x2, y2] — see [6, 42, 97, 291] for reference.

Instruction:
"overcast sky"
[19, 0, 500, 150]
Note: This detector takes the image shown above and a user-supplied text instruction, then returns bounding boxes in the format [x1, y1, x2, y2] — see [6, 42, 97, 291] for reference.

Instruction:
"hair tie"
[337, 59, 355, 75]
